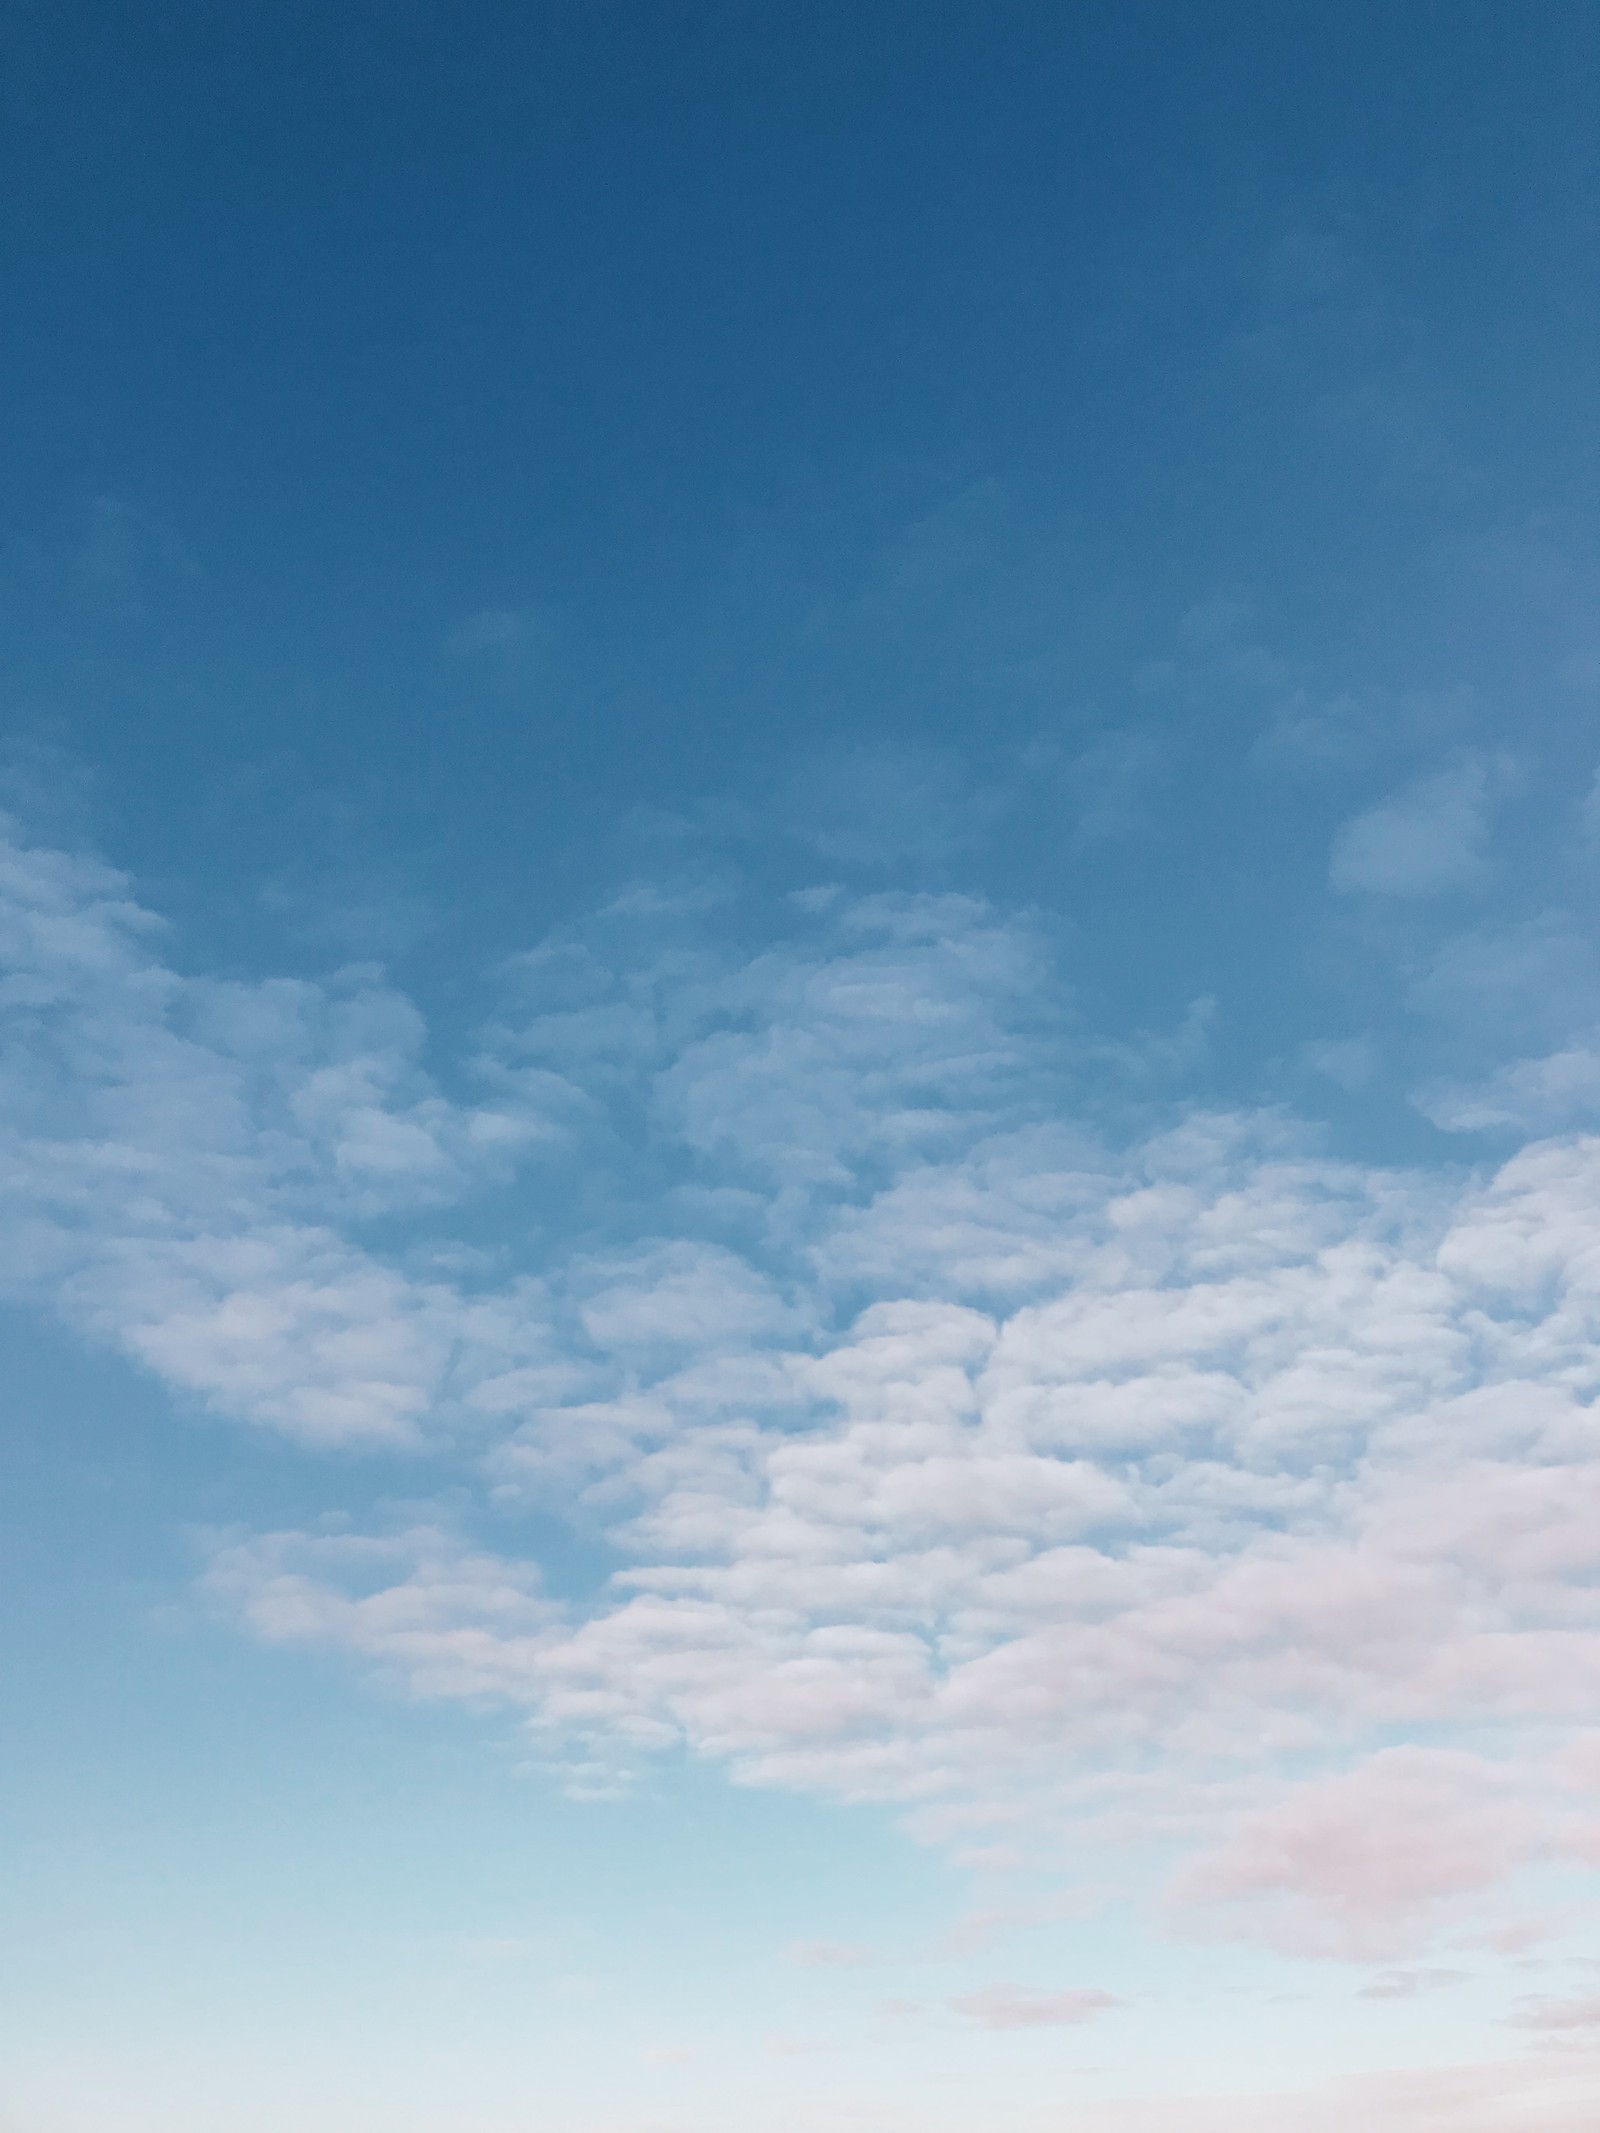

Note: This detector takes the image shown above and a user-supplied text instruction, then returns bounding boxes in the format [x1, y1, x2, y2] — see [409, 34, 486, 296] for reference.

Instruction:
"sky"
[3, 3, 1600, 2128]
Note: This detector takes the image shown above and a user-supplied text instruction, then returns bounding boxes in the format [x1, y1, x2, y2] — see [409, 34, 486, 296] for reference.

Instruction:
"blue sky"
[4, 5, 1600, 2129]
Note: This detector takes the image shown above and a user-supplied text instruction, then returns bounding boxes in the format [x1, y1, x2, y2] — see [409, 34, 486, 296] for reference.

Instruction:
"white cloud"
[1409, 911, 1600, 1046]
[209, 1119, 1600, 1957]
[10, 813, 1600, 1971]
[1405, 907, 1600, 1134]
[0, 816, 563, 1443]
[1420, 1038, 1600, 1134]
[1329, 756, 1503, 896]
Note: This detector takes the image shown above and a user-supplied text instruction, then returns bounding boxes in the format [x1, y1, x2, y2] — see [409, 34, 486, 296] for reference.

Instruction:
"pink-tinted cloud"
[1167, 1748, 1543, 1958]
[1046, 2051, 1600, 2133]
[1509, 1991, 1600, 2032]
[784, 1939, 876, 1968]
[949, 1984, 1121, 2030]
[1356, 1968, 1467, 2000]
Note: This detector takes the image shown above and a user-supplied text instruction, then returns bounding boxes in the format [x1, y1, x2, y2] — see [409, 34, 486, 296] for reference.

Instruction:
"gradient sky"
[4, 5, 1600, 2130]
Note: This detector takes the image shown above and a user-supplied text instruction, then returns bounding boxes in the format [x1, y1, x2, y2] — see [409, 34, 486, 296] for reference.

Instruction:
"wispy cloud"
[1509, 1991, 1600, 2032]
[1329, 754, 1507, 897]
[949, 1984, 1120, 2030]
[1356, 1967, 1467, 2000]
[785, 1940, 877, 1969]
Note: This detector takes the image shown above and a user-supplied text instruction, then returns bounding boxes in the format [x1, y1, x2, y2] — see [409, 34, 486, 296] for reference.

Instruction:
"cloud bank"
[6, 813, 1600, 1966]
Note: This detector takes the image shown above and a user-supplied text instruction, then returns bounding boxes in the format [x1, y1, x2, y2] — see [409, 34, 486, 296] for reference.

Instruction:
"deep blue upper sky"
[5, 5, 1595, 1023]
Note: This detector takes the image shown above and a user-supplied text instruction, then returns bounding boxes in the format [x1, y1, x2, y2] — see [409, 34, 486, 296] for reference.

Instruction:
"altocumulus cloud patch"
[7, 812, 1600, 1965]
